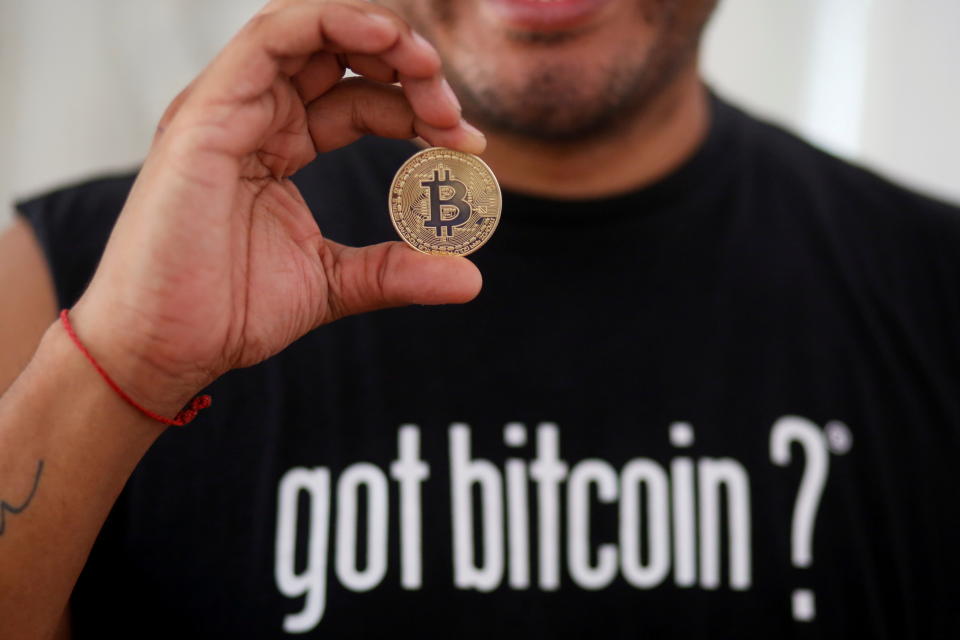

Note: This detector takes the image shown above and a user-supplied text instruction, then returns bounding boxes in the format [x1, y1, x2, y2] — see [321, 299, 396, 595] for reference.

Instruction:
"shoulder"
[15, 172, 138, 308]
[722, 99, 960, 330]
[720, 99, 960, 291]
[731, 101, 960, 242]
[16, 172, 138, 247]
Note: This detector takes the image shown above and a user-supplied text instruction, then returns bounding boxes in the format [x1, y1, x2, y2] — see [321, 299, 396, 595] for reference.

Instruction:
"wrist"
[16, 321, 169, 446]
[60, 304, 210, 424]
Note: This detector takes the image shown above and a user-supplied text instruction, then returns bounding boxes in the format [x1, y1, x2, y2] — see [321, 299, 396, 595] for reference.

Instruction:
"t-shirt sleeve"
[14, 173, 138, 310]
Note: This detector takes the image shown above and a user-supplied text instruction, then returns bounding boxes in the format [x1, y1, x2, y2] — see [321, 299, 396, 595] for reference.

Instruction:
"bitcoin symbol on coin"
[389, 147, 502, 256]
[421, 169, 472, 237]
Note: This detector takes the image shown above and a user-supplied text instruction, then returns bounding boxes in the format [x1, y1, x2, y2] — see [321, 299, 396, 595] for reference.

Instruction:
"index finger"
[193, 1, 441, 107]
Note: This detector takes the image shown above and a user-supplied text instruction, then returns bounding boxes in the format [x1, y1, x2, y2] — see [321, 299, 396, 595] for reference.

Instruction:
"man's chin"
[459, 84, 632, 144]
[447, 53, 652, 144]
[396, 0, 715, 144]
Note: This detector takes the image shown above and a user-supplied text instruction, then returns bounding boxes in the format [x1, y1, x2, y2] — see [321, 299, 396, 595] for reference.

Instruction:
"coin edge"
[387, 147, 503, 257]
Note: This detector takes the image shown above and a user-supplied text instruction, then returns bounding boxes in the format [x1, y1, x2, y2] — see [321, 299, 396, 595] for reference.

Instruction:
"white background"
[1, 0, 958, 229]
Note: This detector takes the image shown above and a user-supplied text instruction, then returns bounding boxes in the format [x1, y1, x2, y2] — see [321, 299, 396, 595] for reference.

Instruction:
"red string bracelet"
[59, 309, 212, 427]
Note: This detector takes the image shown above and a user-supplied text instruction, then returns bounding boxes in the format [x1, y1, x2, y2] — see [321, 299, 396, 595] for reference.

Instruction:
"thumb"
[323, 240, 483, 321]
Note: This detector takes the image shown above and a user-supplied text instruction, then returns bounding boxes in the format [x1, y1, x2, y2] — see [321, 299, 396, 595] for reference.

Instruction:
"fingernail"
[441, 78, 462, 113]
[460, 119, 487, 153]
[411, 30, 434, 51]
[368, 13, 396, 30]
[462, 119, 485, 139]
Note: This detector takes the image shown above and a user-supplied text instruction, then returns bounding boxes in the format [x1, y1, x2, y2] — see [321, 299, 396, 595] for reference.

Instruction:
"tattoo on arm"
[0, 460, 44, 536]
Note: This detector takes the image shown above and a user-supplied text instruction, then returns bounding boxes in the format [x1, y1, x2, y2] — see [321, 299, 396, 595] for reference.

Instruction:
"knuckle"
[258, 0, 300, 14]
[155, 88, 192, 138]
[358, 3, 410, 36]
[243, 12, 273, 37]
[377, 244, 403, 301]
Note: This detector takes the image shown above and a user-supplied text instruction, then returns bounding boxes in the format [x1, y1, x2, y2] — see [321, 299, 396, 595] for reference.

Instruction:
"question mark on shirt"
[770, 416, 833, 622]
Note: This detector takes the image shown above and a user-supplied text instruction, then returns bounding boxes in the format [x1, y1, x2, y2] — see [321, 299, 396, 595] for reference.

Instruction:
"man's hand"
[69, 0, 486, 416]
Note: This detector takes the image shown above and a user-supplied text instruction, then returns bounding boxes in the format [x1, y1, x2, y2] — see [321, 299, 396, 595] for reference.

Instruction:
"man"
[1, 0, 958, 637]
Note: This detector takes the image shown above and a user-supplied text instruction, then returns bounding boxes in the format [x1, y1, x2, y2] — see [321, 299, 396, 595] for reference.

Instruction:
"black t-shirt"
[17, 93, 960, 638]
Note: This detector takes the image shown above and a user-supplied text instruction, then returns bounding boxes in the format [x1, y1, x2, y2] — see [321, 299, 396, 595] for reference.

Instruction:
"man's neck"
[480, 69, 710, 200]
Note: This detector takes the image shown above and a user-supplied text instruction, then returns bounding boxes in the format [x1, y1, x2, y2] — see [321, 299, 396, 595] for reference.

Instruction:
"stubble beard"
[421, 0, 705, 144]
[446, 47, 686, 144]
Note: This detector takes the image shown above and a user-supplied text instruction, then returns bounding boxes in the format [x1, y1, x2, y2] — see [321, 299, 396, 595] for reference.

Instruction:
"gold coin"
[389, 147, 502, 256]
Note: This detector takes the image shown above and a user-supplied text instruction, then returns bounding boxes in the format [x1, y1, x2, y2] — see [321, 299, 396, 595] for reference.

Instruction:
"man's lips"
[484, 0, 615, 33]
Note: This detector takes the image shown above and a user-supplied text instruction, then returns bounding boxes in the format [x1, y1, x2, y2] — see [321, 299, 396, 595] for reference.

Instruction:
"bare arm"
[0, 217, 58, 392]
[0, 282, 164, 638]
[0, 217, 71, 638]
[0, 1, 484, 636]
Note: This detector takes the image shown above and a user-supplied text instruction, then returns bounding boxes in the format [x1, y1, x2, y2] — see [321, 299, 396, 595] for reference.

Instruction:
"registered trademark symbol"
[824, 421, 853, 455]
